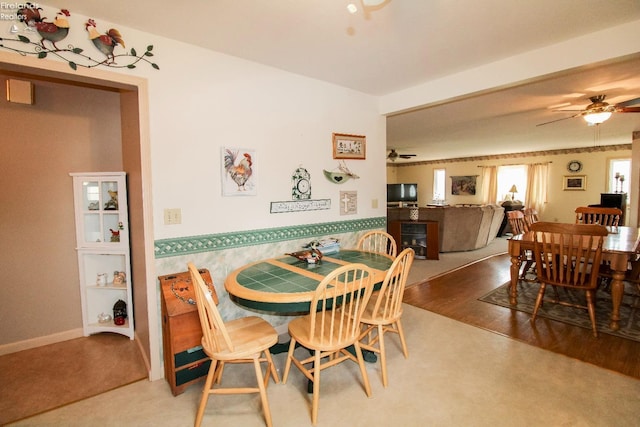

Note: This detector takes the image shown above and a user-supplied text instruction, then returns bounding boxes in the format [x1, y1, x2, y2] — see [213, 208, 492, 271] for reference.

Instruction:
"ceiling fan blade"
[399, 154, 416, 158]
[615, 97, 640, 108]
[536, 113, 581, 127]
[617, 106, 640, 113]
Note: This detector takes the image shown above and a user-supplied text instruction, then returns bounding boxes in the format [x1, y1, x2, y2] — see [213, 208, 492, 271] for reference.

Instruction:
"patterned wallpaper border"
[390, 143, 632, 166]
[154, 216, 386, 258]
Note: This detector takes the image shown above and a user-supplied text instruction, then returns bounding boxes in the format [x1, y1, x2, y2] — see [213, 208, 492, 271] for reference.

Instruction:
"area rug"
[479, 281, 640, 342]
[0, 333, 147, 425]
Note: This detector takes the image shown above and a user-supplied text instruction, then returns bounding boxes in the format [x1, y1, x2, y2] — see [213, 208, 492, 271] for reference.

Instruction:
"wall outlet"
[164, 208, 182, 225]
[372, 198, 378, 209]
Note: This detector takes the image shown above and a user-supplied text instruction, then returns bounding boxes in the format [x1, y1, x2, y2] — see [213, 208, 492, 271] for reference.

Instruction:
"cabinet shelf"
[87, 284, 128, 290]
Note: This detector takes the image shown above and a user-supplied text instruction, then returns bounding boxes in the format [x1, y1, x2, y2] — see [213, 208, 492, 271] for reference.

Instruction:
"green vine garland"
[0, 34, 159, 71]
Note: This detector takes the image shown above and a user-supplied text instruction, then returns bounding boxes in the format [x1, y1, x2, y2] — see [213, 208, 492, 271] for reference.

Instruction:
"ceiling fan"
[387, 149, 416, 161]
[537, 94, 640, 127]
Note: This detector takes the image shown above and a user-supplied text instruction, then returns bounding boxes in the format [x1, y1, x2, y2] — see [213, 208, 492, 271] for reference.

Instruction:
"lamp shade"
[509, 185, 518, 194]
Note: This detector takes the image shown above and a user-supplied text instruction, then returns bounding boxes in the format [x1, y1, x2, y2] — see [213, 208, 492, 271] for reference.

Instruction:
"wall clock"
[292, 167, 311, 200]
[567, 160, 583, 173]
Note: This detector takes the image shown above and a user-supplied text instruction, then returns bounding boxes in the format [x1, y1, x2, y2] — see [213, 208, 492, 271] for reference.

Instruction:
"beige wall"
[388, 147, 632, 225]
[0, 75, 122, 344]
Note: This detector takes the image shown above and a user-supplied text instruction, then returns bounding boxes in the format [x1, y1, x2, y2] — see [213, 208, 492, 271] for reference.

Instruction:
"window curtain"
[480, 166, 497, 204]
[525, 163, 549, 211]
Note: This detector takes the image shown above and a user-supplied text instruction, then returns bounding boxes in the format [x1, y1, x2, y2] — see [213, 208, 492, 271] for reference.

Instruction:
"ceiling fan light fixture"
[362, 0, 387, 5]
[583, 111, 612, 125]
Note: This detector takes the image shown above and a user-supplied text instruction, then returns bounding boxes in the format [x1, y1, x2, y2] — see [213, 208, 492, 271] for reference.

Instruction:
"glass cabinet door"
[73, 174, 127, 247]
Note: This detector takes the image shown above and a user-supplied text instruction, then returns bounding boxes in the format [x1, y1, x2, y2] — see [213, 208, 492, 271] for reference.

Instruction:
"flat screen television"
[387, 183, 418, 204]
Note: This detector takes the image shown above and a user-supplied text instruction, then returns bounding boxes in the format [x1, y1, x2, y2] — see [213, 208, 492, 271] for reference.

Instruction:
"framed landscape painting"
[451, 175, 477, 195]
[563, 175, 586, 191]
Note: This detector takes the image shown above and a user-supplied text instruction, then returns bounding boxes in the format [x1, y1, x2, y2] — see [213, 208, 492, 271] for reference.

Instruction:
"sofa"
[387, 204, 504, 252]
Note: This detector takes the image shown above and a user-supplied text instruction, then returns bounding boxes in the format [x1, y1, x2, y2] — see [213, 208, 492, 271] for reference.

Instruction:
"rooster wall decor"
[222, 147, 256, 196]
[3, 3, 159, 71]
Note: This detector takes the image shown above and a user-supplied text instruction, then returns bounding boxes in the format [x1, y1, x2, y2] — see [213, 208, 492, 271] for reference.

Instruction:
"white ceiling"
[42, 0, 640, 162]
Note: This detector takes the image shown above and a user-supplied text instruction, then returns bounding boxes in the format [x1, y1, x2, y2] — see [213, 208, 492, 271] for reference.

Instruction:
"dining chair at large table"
[508, 225, 640, 331]
[224, 249, 394, 315]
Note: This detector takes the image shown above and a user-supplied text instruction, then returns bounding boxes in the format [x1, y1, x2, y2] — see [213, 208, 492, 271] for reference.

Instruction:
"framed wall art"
[563, 175, 586, 191]
[451, 175, 477, 195]
[332, 133, 366, 160]
[221, 147, 256, 196]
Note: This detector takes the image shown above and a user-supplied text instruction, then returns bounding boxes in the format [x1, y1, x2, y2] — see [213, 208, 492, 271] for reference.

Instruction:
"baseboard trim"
[0, 328, 84, 356]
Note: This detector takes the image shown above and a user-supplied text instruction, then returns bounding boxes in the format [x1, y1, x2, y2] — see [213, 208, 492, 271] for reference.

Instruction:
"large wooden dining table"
[508, 225, 640, 331]
[224, 249, 394, 315]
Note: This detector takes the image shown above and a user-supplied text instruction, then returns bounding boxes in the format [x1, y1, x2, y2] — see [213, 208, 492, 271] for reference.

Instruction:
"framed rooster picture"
[221, 147, 257, 196]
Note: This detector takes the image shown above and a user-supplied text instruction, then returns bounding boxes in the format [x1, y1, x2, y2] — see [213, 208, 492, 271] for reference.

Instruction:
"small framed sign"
[563, 175, 586, 191]
[332, 133, 366, 160]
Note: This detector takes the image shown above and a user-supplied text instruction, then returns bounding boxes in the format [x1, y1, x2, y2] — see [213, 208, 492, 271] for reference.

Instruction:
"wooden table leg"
[508, 250, 522, 306]
[609, 272, 623, 331]
[606, 252, 630, 331]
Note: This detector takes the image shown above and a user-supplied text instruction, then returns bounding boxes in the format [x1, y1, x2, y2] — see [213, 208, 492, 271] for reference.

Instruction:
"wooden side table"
[159, 268, 218, 396]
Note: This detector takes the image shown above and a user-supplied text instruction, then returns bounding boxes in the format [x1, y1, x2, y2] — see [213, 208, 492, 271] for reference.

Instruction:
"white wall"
[146, 42, 386, 237]
[0, 5, 386, 241]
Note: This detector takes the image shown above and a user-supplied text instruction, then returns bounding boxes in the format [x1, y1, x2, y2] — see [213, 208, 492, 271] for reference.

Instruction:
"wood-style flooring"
[403, 253, 640, 380]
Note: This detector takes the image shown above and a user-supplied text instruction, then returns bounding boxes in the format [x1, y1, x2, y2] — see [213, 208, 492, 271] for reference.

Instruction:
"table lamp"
[509, 185, 518, 201]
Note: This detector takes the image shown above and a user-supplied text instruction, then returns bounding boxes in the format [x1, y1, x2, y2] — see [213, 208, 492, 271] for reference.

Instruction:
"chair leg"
[263, 349, 280, 385]
[585, 290, 598, 337]
[395, 319, 409, 359]
[194, 359, 218, 427]
[282, 337, 297, 384]
[253, 357, 273, 427]
[377, 324, 388, 387]
[353, 341, 372, 398]
[531, 283, 546, 323]
[311, 350, 321, 425]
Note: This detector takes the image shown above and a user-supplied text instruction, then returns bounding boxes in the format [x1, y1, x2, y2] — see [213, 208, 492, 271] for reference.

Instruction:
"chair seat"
[206, 316, 278, 360]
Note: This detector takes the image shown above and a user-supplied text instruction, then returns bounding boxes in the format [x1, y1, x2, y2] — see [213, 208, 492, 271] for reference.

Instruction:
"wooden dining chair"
[282, 263, 374, 425]
[529, 222, 608, 337]
[507, 210, 534, 280]
[357, 230, 398, 258]
[358, 247, 415, 387]
[507, 210, 528, 235]
[575, 206, 622, 227]
[523, 207, 539, 228]
[188, 263, 280, 427]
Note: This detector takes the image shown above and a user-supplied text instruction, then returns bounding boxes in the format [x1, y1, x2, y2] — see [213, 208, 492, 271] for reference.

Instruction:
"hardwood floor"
[403, 253, 640, 379]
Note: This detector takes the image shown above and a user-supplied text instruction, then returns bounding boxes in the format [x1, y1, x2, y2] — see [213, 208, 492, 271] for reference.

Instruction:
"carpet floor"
[0, 333, 147, 425]
[479, 280, 640, 342]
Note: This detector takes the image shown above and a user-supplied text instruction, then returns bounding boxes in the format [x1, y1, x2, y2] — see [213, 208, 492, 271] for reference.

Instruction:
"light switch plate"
[164, 208, 182, 225]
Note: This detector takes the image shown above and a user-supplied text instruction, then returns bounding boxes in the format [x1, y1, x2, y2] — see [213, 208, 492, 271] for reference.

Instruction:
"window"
[433, 168, 445, 202]
[609, 158, 630, 195]
[497, 165, 527, 203]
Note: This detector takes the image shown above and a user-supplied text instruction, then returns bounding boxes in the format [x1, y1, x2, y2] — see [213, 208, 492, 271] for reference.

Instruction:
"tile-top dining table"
[224, 249, 394, 315]
[508, 225, 640, 331]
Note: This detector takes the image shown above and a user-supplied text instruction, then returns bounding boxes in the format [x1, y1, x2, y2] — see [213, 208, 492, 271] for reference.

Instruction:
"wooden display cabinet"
[70, 172, 134, 339]
[388, 220, 439, 260]
[159, 268, 218, 396]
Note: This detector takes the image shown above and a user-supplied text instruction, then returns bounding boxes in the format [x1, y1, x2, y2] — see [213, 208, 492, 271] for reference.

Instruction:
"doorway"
[0, 52, 159, 379]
